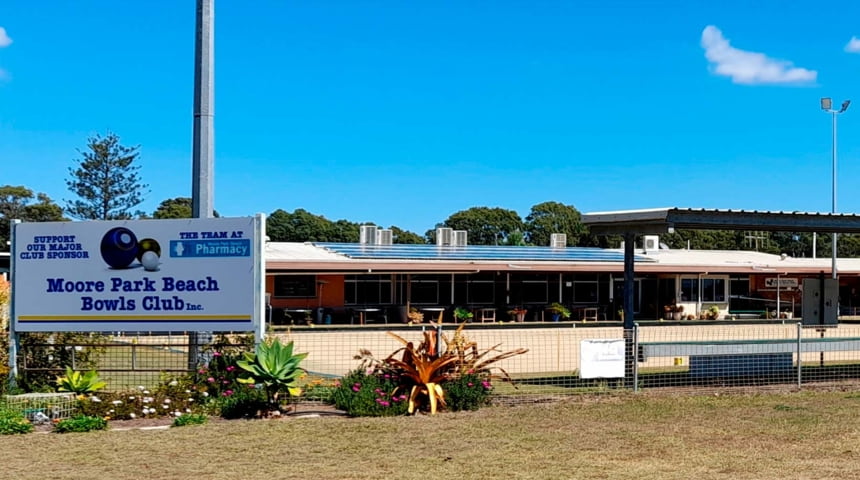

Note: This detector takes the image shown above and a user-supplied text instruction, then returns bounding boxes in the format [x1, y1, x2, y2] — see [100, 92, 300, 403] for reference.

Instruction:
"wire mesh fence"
[7, 322, 860, 401]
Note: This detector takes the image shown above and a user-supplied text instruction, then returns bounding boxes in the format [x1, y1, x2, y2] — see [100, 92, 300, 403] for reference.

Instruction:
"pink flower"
[213, 351, 222, 357]
[467, 382, 474, 387]
[207, 377, 215, 383]
[222, 390, 233, 396]
[226, 366, 236, 372]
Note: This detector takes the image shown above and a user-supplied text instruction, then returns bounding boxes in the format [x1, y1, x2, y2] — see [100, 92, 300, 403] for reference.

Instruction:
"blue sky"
[2, 1, 860, 234]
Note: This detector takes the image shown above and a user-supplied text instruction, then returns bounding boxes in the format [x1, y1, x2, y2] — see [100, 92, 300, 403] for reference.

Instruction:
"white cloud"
[845, 36, 860, 53]
[701, 25, 816, 85]
[0, 27, 11, 47]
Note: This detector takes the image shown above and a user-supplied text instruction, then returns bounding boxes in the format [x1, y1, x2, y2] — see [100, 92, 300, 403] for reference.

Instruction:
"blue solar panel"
[314, 243, 653, 262]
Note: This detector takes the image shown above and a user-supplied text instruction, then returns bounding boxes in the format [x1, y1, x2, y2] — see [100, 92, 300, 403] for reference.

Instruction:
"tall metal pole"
[831, 111, 837, 280]
[623, 232, 635, 388]
[192, 0, 215, 219]
[189, 0, 215, 370]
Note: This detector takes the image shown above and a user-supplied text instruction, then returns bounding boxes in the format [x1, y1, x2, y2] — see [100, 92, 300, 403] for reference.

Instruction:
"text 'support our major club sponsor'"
[13, 217, 261, 332]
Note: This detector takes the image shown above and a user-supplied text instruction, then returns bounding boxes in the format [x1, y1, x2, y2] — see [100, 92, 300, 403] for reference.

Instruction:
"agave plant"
[55, 367, 107, 395]
[236, 338, 308, 406]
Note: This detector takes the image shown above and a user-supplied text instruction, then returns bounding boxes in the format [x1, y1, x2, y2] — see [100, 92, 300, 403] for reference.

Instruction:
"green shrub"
[0, 407, 34, 435]
[55, 367, 107, 394]
[172, 413, 208, 427]
[331, 369, 408, 417]
[76, 376, 205, 421]
[302, 378, 338, 403]
[54, 415, 108, 433]
[217, 387, 268, 419]
[445, 373, 493, 412]
[16, 332, 107, 392]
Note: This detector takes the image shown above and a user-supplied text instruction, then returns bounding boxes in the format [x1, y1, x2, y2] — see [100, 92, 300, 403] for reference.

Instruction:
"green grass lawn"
[4, 390, 860, 479]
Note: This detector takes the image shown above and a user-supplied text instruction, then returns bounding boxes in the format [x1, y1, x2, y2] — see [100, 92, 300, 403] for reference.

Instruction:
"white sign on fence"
[12, 216, 263, 332]
[580, 339, 625, 379]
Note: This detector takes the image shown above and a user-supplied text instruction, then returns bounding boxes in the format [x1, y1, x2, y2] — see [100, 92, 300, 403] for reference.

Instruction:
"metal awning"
[582, 208, 860, 235]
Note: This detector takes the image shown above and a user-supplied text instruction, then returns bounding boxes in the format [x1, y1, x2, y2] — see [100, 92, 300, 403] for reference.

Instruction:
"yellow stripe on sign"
[18, 315, 252, 321]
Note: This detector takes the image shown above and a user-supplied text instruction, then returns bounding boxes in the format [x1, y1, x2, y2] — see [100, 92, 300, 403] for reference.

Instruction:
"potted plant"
[548, 302, 571, 322]
[675, 305, 684, 320]
[508, 307, 527, 322]
[407, 307, 424, 324]
[707, 305, 720, 320]
[453, 307, 474, 323]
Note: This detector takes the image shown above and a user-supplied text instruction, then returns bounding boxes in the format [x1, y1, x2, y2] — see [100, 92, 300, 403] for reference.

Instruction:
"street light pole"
[821, 97, 850, 280]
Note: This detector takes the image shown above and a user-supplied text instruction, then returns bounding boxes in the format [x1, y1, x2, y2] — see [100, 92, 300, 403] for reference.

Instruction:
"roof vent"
[436, 227, 453, 246]
[377, 229, 393, 245]
[453, 230, 468, 246]
[550, 233, 567, 248]
[360, 225, 378, 245]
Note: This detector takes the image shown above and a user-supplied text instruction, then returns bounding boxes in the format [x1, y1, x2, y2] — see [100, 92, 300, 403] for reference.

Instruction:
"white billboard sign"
[12, 216, 263, 332]
[580, 339, 625, 379]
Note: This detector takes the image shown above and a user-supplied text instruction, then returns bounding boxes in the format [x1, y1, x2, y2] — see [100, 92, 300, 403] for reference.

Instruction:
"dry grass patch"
[4, 391, 860, 479]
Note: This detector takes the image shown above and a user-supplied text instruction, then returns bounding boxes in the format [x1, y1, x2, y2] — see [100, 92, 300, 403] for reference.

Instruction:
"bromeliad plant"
[382, 323, 528, 415]
[236, 338, 307, 409]
[385, 330, 459, 415]
[56, 367, 107, 395]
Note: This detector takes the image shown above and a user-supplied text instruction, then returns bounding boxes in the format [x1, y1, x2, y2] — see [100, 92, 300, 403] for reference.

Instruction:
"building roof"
[582, 207, 860, 235]
[263, 241, 860, 275]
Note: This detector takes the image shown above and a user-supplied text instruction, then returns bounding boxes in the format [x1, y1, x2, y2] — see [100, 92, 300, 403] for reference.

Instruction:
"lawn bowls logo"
[100, 227, 162, 271]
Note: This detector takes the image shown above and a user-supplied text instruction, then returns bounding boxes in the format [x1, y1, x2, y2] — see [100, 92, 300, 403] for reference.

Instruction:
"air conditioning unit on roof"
[436, 227, 453, 246]
[360, 225, 378, 245]
[377, 229, 393, 245]
[550, 233, 567, 248]
[642, 235, 659, 252]
[453, 230, 468, 246]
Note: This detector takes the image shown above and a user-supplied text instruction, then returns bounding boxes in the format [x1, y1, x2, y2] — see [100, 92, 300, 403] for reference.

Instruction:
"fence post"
[796, 322, 802, 388]
[633, 323, 639, 393]
[131, 338, 138, 370]
[7, 219, 21, 391]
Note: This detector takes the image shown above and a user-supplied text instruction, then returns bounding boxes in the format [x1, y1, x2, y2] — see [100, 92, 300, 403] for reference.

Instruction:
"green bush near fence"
[0, 406, 34, 435]
[54, 415, 108, 433]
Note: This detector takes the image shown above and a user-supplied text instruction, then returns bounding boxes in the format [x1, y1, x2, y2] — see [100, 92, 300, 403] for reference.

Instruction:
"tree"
[0, 185, 66, 251]
[266, 209, 352, 242]
[152, 197, 219, 219]
[431, 207, 524, 245]
[390, 226, 425, 244]
[65, 132, 149, 220]
[524, 201, 586, 247]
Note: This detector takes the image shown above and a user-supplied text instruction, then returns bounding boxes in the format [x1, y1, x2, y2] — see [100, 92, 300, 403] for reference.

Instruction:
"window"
[410, 279, 440, 305]
[572, 275, 599, 304]
[273, 275, 316, 298]
[702, 278, 726, 302]
[680, 276, 728, 302]
[680, 278, 698, 302]
[466, 274, 495, 304]
[344, 275, 392, 305]
[520, 275, 548, 304]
